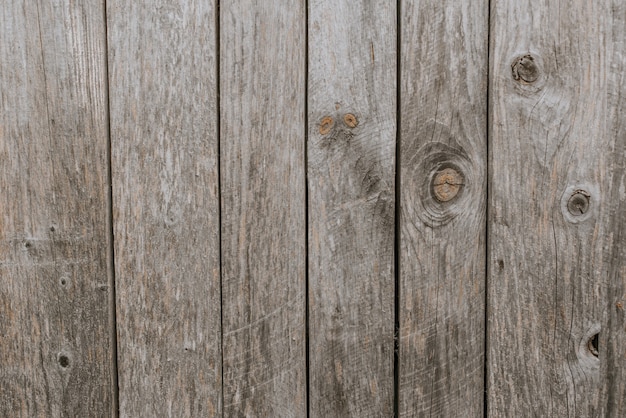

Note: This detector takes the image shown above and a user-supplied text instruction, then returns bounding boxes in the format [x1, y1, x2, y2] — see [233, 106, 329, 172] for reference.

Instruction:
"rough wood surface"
[219, 1, 307, 416]
[0, 1, 115, 416]
[488, 0, 609, 415]
[604, 2, 626, 415]
[398, 1, 488, 416]
[108, 1, 222, 416]
[307, 1, 396, 416]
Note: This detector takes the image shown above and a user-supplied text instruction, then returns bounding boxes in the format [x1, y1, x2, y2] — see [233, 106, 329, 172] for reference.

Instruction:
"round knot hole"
[432, 168, 464, 202]
[567, 190, 590, 216]
[58, 354, 70, 368]
[319, 116, 334, 135]
[512, 54, 539, 83]
[343, 113, 358, 128]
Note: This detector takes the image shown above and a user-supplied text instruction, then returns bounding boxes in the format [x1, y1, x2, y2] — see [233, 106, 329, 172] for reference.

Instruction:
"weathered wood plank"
[0, 1, 114, 416]
[488, 0, 609, 415]
[398, 0, 488, 416]
[604, 2, 626, 415]
[307, 1, 396, 416]
[107, 1, 221, 416]
[220, 1, 307, 416]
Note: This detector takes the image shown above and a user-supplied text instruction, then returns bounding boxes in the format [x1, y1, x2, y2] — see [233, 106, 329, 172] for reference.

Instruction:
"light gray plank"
[220, 1, 307, 416]
[0, 1, 114, 416]
[307, 1, 396, 416]
[604, 1, 626, 415]
[398, 0, 488, 416]
[488, 0, 609, 415]
[107, 1, 221, 416]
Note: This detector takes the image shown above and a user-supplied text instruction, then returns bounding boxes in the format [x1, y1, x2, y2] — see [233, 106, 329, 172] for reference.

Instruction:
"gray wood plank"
[219, 1, 307, 416]
[107, 1, 221, 416]
[307, 1, 396, 416]
[0, 1, 115, 416]
[488, 0, 609, 415]
[604, 1, 626, 415]
[398, 1, 488, 416]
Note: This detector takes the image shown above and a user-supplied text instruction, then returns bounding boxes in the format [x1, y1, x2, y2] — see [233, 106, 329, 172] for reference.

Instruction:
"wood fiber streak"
[0, 1, 114, 416]
[308, 1, 396, 416]
[108, 1, 221, 416]
[399, 1, 488, 416]
[604, 2, 626, 415]
[488, 0, 609, 415]
[220, 1, 307, 416]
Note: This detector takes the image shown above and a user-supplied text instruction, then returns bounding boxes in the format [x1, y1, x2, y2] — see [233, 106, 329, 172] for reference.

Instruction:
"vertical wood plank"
[488, 0, 608, 415]
[398, 0, 488, 415]
[604, 2, 626, 415]
[220, 1, 307, 416]
[308, 1, 396, 416]
[108, 1, 221, 416]
[0, 1, 114, 416]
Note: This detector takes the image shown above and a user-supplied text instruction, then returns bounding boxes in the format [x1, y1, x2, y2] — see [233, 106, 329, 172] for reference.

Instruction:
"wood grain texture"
[488, 0, 609, 415]
[604, 2, 626, 415]
[398, 1, 488, 416]
[307, 1, 396, 416]
[220, 1, 307, 416]
[0, 1, 114, 416]
[108, 1, 221, 416]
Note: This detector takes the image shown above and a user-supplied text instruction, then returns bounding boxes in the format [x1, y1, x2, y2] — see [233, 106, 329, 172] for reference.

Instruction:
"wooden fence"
[1, 0, 625, 416]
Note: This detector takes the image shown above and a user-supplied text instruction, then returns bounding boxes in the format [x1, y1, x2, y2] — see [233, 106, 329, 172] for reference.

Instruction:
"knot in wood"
[343, 113, 358, 128]
[319, 116, 334, 135]
[512, 54, 539, 83]
[567, 190, 590, 216]
[432, 168, 463, 202]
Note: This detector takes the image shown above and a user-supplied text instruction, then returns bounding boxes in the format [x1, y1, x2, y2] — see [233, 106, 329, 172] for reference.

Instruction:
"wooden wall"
[1, 0, 624, 416]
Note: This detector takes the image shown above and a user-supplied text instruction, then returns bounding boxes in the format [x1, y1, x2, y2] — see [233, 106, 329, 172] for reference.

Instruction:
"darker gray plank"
[307, 1, 396, 416]
[398, 0, 488, 416]
[0, 1, 115, 416]
[220, 1, 307, 416]
[108, 1, 222, 416]
[488, 0, 609, 415]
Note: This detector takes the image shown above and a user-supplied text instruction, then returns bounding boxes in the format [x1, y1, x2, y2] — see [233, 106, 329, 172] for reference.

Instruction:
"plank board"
[0, 1, 115, 416]
[107, 1, 222, 416]
[488, 0, 609, 415]
[604, 1, 626, 414]
[307, 1, 396, 416]
[398, 0, 488, 416]
[219, 1, 307, 416]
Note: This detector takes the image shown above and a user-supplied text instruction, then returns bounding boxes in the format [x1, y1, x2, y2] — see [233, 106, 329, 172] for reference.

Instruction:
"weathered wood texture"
[399, 0, 488, 416]
[0, 1, 115, 416]
[220, 1, 307, 416]
[604, 1, 626, 415]
[108, 1, 222, 416]
[308, 1, 396, 416]
[488, 0, 610, 415]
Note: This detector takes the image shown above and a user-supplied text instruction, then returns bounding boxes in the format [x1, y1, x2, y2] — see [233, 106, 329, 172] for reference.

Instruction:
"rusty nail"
[432, 168, 463, 202]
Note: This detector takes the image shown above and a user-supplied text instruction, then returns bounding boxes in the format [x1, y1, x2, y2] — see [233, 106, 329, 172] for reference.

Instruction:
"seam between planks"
[103, 0, 120, 416]
[394, 0, 402, 416]
[305, 0, 311, 416]
[484, 0, 492, 416]
[216, 1, 225, 417]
